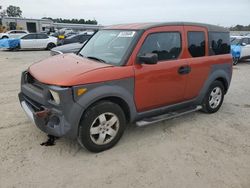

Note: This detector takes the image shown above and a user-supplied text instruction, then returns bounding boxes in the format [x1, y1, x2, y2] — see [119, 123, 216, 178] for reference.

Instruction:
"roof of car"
[230, 35, 250, 39]
[104, 22, 229, 32]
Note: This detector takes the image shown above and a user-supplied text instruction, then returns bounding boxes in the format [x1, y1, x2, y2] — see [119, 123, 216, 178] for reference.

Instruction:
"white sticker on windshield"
[118, 31, 135, 38]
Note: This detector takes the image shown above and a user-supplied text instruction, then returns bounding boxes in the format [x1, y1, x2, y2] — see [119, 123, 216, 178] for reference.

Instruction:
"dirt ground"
[0, 50, 250, 188]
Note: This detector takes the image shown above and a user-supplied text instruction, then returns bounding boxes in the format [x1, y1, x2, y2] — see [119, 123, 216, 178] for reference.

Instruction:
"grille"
[25, 72, 44, 91]
[23, 94, 44, 112]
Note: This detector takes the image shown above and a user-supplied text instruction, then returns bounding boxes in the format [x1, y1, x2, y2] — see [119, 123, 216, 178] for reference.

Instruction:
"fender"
[73, 78, 137, 122]
[197, 63, 232, 103]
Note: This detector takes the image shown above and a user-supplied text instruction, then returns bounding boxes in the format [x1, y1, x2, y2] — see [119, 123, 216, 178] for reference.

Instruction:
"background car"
[57, 33, 92, 45]
[19, 33, 57, 50]
[50, 42, 84, 56]
[231, 36, 250, 65]
[0, 30, 29, 39]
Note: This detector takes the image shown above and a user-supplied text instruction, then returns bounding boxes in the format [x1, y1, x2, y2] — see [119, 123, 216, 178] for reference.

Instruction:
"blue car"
[231, 36, 250, 65]
[0, 38, 20, 50]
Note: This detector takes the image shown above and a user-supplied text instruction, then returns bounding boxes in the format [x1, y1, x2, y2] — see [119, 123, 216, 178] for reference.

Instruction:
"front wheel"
[78, 101, 126, 152]
[202, 81, 225, 113]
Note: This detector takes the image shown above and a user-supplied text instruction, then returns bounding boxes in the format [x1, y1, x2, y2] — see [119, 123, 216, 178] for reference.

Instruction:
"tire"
[201, 81, 225, 113]
[78, 101, 126, 152]
[233, 57, 239, 65]
[13, 44, 20, 51]
[46, 43, 56, 50]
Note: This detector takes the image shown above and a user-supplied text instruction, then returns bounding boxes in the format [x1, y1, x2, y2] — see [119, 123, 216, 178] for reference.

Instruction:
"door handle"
[178, 65, 191, 75]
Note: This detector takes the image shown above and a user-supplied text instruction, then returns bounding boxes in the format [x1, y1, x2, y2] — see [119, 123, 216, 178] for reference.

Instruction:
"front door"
[133, 26, 188, 112]
[20, 34, 38, 49]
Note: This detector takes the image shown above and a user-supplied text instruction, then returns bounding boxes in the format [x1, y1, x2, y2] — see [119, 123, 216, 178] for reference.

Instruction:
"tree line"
[42, 17, 97, 25]
[229, 25, 250, 31]
[0, 5, 98, 25]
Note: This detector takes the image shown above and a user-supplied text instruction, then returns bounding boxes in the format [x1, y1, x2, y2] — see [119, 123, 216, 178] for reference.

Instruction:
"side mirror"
[137, 53, 158, 65]
[241, 42, 247, 46]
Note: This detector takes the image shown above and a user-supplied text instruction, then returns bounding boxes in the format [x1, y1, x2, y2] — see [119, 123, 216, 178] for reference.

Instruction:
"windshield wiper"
[86, 56, 107, 63]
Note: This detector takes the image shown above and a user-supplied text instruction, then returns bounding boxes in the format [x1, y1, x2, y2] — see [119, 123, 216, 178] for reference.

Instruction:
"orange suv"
[19, 22, 232, 152]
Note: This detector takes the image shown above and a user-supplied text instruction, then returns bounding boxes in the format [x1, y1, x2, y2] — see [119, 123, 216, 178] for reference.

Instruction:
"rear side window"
[139, 32, 181, 61]
[209, 32, 230, 55]
[21, 34, 36, 39]
[37, 34, 48, 39]
[188, 31, 205, 57]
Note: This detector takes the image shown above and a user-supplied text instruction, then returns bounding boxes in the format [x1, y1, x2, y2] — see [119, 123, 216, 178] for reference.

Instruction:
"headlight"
[49, 90, 60, 104]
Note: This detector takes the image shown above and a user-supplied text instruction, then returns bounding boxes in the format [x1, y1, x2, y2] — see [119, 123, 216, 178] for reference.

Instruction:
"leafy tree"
[6, 5, 22, 17]
[42, 17, 98, 25]
[229, 24, 250, 31]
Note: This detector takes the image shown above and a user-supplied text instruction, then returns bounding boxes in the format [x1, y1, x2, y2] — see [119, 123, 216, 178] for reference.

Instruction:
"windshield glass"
[230, 37, 241, 45]
[78, 30, 137, 65]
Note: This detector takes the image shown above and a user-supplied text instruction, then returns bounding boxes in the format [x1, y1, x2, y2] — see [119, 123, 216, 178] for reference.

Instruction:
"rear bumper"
[18, 71, 84, 138]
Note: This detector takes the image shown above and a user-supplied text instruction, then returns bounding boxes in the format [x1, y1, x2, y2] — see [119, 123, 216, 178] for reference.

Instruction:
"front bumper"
[18, 71, 84, 138]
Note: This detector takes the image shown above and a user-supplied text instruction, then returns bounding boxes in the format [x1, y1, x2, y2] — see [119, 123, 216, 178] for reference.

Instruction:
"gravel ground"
[0, 50, 250, 188]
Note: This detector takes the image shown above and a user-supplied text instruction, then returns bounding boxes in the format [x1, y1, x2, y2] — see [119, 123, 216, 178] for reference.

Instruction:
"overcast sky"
[1, 0, 249, 26]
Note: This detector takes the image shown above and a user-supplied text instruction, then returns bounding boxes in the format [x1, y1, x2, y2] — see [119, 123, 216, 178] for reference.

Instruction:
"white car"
[0, 30, 29, 39]
[19, 33, 57, 50]
[231, 36, 250, 65]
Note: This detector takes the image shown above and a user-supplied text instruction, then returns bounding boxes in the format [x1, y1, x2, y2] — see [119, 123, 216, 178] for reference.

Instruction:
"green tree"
[42, 17, 98, 25]
[6, 5, 22, 17]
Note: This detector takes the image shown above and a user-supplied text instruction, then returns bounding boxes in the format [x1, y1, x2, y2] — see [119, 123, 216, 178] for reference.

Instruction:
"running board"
[136, 105, 202, 127]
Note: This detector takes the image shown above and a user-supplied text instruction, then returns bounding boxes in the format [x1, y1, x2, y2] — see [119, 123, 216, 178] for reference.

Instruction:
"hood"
[52, 42, 83, 53]
[29, 53, 113, 86]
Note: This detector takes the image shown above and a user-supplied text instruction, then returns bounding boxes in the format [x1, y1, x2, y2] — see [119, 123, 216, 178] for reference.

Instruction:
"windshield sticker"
[118, 31, 135, 38]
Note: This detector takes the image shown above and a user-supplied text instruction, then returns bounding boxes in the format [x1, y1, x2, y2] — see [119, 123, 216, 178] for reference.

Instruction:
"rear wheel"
[78, 101, 126, 152]
[233, 57, 239, 65]
[202, 81, 225, 113]
[46, 43, 56, 50]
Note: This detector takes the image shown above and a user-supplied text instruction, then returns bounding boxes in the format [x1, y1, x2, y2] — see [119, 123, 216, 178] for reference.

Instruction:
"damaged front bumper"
[18, 71, 84, 138]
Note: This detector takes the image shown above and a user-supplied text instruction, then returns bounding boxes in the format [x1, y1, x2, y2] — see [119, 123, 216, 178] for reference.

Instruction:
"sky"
[0, 0, 249, 27]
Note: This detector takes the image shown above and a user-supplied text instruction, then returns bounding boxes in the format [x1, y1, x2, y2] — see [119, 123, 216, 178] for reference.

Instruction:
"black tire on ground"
[233, 57, 239, 65]
[46, 43, 56, 50]
[78, 101, 126, 152]
[201, 80, 225, 114]
[13, 44, 20, 51]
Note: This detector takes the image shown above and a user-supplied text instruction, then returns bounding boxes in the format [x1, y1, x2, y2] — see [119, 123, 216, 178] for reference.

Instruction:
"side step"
[136, 105, 202, 127]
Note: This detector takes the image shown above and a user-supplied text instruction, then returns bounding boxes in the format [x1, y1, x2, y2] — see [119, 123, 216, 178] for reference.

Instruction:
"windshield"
[230, 37, 241, 45]
[78, 30, 137, 65]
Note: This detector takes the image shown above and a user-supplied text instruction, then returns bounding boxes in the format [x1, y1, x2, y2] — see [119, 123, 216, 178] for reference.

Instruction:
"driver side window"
[139, 32, 182, 61]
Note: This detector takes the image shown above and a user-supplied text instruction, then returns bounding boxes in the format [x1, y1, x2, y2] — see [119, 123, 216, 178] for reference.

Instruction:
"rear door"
[36, 34, 49, 48]
[183, 26, 211, 100]
[133, 26, 188, 112]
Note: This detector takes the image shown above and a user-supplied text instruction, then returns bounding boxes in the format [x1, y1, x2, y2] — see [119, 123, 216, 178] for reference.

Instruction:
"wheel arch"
[198, 65, 232, 104]
[75, 83, 137, 126]
[215, 77, 229, 93]
[86, 96, 131, 123]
